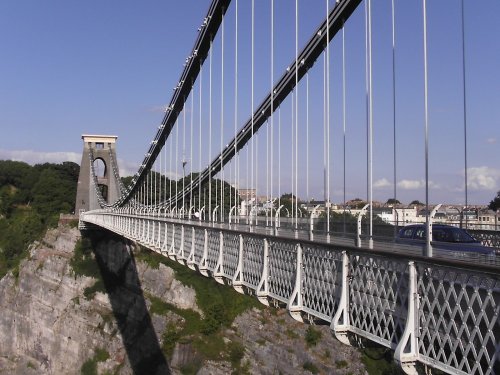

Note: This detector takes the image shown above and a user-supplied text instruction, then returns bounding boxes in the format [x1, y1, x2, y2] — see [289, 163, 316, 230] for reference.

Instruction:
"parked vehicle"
[396, 224, 496, 255]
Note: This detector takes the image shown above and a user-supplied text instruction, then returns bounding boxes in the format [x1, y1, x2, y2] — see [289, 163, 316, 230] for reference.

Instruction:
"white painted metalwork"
[81, 211, 500, 375]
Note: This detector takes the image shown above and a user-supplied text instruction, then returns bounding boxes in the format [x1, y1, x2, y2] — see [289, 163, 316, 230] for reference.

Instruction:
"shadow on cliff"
[86, 230, 170, 375]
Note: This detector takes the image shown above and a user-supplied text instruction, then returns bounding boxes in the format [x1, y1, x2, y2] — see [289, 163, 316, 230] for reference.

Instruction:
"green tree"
[0, 160, 79, 277]
[31, 168, 75, 223]
[348, 198, 367, 209]
[277, 193, 306, 217]
[386, 198, 401, 206]
[410, 200, 424, 206]
[488, 191, 500, 211]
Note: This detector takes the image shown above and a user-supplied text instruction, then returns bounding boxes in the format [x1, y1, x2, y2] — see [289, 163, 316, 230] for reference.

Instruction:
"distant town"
[237, 189, 500, 231]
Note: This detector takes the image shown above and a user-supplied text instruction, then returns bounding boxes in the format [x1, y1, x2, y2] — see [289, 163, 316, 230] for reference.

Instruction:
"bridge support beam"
[168, 224, 176, 259]
[394, 261, 419, 375]
[331, 251, 351, 346]
[214, 231, 225, 284]
[187, 227, 197, 270]
[287, 244, 303, 322]
[256, 239, 270, 305]
[199, 229, 209, 277]
[232, 234, 244, 294]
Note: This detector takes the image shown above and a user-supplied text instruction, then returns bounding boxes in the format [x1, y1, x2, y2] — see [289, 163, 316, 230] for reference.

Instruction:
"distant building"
[238, 189, 256, 202]
[376, 207, 418, 225]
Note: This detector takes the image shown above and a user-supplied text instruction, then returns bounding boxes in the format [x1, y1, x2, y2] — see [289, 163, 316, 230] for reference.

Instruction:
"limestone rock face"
[0, 226, 198, 374]
[228, 308, 367, 375]
[137, 262, 201, 315]
[0, 225, 367, 375]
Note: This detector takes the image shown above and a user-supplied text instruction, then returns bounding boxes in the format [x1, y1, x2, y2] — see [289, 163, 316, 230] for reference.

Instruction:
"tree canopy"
[489, 191, 500, 211]
[410, 200, 424, 206]
[0, 160, 79, 278]
[385, 198, 401, 206]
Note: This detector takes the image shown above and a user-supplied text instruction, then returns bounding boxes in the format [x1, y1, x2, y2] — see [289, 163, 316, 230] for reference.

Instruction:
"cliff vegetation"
[0, 160, 79, 278]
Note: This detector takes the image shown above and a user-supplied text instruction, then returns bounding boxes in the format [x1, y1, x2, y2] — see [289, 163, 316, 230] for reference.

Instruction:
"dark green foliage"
[94, 348, 110, 362]
[228, 342, 245, 367]
[136, 248, 261, 364]
[70, 238, 100, 279]
[0, 208, 44, 278]
[0, 160, 79, 279]
[201, 303, 227, 335]
[302, 361, 319, 374]
[161, 323, 182, 356]
[361, 344, 406, 375]
[278, 193, 307, 216]
[489, 191, 500, 211]
[80, 348, 109, 375]
[83, 279, 106, 300]
[348, 198, 368, 209]
[72, 237, 105, 297]
[386, 198, 401, 205]
[80, 359, 97, 375]
[336, 360, 348, 369]
[136, 248, 260, 328]
[186, 175, 240, 214]
[305, 326, 322, 347]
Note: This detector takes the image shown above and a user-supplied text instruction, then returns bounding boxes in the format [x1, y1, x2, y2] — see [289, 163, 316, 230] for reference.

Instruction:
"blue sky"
[0, 0, 498, 206]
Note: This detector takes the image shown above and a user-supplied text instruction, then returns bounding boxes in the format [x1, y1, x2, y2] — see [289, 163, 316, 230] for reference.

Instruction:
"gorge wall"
[0, 224, 369, 374]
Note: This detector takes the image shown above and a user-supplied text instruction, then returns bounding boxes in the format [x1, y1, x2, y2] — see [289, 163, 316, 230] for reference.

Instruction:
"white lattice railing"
[81, 211, 500, 375]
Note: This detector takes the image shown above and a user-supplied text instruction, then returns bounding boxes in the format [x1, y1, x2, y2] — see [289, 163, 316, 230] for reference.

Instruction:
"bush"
[336, 359, 348, 369]
[201, 303, 227, 335]
[303, 361, 319, 374]
[0, 160, 79, 278]
[83, 279, 105, 300]
[162, 323, 181, 356]
[80, 348, 109, 375]
[305, 326, 322, 347]
[228, 342, 245, 367]
[70, 237, 100, 279]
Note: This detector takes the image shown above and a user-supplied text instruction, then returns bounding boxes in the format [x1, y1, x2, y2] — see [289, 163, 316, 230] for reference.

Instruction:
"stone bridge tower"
[75, 135, 121, 213]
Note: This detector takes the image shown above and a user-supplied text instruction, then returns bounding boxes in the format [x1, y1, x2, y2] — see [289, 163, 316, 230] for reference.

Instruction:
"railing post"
[141, 218, 146, 243]
[331, 251, 351, 345]
[161, 222, 169, 255]
[168, 224, 176, 260]
[214, 231, 224, 284]
[150, 219, 155, 247]
[177, 225, 185, 263]
[187, 227, 196, 270]
[256, 238, 269, 305]
[287, 243, 303, 322]
[394, 261, 419, 375]
[199, 229, 209, 277]
[232, 234, 244, 294]
[146, 219, 150, 244]
[156, 220, 162, 250]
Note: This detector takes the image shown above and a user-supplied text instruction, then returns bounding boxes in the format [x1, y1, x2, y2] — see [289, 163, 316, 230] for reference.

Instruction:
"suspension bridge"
[77, 0, 500, 374]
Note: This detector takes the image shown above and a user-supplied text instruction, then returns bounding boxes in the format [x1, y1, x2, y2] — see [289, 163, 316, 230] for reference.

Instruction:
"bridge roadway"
[81, 210, 500, 375]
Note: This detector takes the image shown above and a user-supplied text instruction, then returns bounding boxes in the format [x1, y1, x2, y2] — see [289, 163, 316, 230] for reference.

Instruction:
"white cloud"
[0, 149, 144, 179]
[374, 178, 391, 188]
[116, 158, 140, 177]
[397, 179, 440, 190]
[486, 138, 497, 144]
[398, 179, 424, 189]
[467, 166, 500, 190]
[0, 149, 81, 165]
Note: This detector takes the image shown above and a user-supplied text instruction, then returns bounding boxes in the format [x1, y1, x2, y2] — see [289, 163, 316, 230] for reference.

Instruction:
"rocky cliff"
[0, 224, 368, 374]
